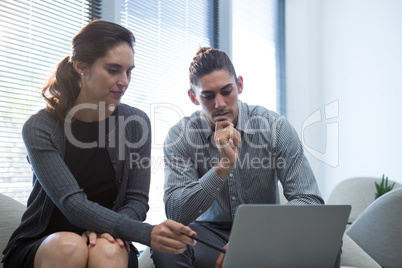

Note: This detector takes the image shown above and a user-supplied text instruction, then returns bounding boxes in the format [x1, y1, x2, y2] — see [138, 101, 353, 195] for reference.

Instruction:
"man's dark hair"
[189, 47, 238, 91]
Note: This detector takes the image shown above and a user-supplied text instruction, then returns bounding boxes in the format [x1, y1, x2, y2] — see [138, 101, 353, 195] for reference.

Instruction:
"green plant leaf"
[375, 174, 395, 198]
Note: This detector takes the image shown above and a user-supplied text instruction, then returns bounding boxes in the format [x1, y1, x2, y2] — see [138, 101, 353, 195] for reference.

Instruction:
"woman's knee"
[87, 238, 128, 267]
[35, 232, 88, 267]
[51, 232, 87, 253]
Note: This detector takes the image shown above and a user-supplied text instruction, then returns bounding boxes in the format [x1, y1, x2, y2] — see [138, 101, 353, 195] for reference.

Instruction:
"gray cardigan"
[3, 103, 154, 260]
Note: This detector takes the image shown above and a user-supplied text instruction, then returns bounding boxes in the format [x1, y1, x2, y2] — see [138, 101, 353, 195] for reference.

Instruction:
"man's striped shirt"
[163, 101, 323, 225]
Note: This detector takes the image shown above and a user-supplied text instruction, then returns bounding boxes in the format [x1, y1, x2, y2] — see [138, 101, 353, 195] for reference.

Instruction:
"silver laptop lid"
[222, 204, 351, 268]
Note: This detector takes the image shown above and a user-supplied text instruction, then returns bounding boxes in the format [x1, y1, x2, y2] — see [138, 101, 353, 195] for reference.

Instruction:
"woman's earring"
[81, 72, 84, 76]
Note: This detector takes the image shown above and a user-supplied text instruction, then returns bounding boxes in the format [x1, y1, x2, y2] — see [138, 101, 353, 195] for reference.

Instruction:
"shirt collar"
[236, 100, 255, 135]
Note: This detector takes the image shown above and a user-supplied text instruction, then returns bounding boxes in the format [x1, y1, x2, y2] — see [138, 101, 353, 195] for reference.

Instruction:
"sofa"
[327, 177, 402, 268]
[0, 193, 26, 268]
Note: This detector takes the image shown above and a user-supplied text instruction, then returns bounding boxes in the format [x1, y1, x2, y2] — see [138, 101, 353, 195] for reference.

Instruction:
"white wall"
[286, 0, 402, 199]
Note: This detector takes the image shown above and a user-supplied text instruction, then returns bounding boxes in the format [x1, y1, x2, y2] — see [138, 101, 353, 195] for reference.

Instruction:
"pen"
[190, 235, 226, 254]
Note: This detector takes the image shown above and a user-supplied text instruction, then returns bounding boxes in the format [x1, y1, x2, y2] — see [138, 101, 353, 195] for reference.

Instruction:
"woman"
[1, 20, 196, 268]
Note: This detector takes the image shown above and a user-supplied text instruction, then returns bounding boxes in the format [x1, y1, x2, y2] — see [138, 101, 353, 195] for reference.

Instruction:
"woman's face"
[77, 42, 135, 107]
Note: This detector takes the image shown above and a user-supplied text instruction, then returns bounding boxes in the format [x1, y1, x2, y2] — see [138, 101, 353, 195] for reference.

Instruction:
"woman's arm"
[115, 106, 152, 222]
[23, 111, 153, 245]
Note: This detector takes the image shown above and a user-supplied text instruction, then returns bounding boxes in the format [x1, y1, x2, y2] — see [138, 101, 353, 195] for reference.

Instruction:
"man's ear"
[73, 60, 86, 75]
[237, 75, 244, 95]
[188, 89, 199, 105]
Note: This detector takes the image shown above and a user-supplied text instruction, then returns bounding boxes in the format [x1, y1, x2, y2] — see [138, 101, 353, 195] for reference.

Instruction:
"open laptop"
[222, 204, 351, 268]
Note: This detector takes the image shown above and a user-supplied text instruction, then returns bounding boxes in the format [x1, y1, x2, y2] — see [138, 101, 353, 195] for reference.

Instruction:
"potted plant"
[375, 174, 396, 199]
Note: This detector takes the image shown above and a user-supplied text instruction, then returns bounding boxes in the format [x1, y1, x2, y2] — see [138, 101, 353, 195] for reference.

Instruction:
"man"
[151, 47, 329, 267]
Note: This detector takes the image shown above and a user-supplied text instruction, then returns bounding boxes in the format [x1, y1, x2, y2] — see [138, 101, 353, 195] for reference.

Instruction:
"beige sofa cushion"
[341, 233, 380, 268]
[0, 193, 26, 267]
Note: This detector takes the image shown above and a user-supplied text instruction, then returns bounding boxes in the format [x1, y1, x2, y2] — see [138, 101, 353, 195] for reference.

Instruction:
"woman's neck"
[71, 103, 116, 122]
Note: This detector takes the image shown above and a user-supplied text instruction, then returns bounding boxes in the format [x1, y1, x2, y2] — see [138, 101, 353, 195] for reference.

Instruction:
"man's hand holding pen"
[188, 235, 227, 268]
[215, 243, 229, 268]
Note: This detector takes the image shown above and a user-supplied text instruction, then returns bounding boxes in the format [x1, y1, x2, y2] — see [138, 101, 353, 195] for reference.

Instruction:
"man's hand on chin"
[214, 120, 241, 179]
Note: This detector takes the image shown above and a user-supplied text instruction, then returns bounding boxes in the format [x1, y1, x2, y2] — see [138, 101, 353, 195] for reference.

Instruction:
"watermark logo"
[63, 101, 324, 170]
[301, 100, 339, 167]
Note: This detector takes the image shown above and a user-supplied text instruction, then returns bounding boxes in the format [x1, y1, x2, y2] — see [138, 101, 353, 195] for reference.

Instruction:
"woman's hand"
[150, 219, 197, 254]
[82, 231, 130, 252]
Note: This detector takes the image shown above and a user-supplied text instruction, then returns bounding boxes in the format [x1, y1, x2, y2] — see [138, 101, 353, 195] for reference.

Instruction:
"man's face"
[189, 69, 243, 128]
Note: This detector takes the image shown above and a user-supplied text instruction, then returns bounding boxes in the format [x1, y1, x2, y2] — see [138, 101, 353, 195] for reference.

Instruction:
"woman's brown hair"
[42, 20, 135, 121]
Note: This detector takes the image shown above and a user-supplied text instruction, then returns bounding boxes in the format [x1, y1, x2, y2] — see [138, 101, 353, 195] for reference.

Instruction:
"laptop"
[222, 204, 351, 268]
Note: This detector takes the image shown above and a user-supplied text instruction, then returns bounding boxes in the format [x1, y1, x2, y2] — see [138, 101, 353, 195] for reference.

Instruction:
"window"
[231, 0, 285, 114]
[0, 0, 101, 203]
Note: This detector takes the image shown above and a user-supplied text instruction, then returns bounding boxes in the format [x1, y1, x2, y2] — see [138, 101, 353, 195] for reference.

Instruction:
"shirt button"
[216, 187, 220, 191]
[118, 180, 122, 184]
[232, 196, 236, 200]
[229, 174, 233, 177]
[199, 210, 203, 213]
[112, 160, 116, 164]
